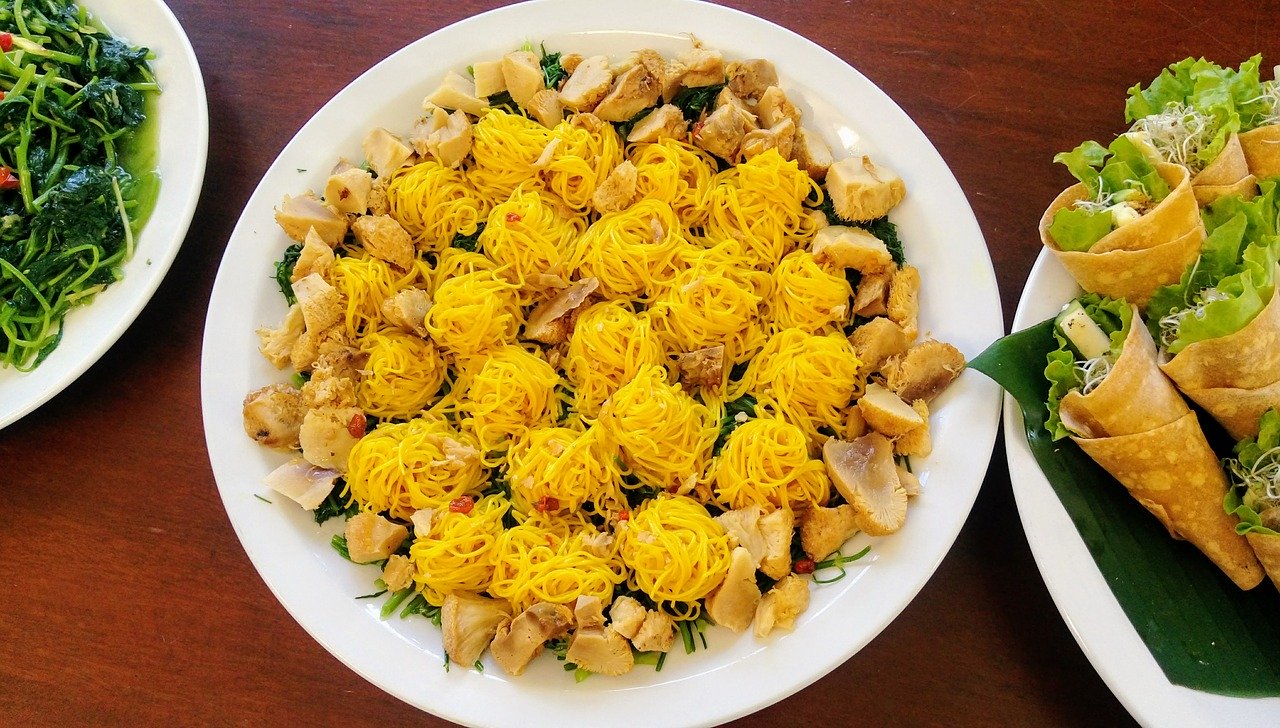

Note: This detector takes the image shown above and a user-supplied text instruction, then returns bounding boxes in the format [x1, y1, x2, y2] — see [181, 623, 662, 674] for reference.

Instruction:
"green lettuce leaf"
[1049, 136, 1172, 252]
[1226, 408, 1280, 537]
[1044, 294, 1132, 440]
[1146, 212, 1251, 341]
[1046, 207, 1114, 252]
[1203, 177, 1279, 240]
[1167, 236, 1280, 354]
[1053, 140, 1107, 197]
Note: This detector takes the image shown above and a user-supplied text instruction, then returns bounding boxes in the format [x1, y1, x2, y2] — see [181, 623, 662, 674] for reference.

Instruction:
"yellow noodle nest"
[712, 417, 832, 511]
[479, 185, 584, 294]
[735, 328, 864, 445]
[597, 364, 718, 491]
[329, 251, 432, 339]
[564, 300, 665, 417]
[424, 269, 523, 357]
[488, 514, 628, 613]
[469, 109, 555, 204]
[629, 138, 718, 229]
[356, 328, 447, 419]
[704, 149, 824, 269]
[768, 250, 854, 334]
[428, 248, 496, 295]
[386, 160, 490, 252]
[344, 416, 486, 519]
[544, 117, 624, 211]
[619, 495, 733, 619]
[568, 198, 689, 300]
[505, 425, 625, 515]
[457, 345, 563, 463]
[409, 494, 510, 606]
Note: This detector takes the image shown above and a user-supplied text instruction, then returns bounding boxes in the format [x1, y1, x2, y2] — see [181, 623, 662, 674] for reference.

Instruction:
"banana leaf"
[971, 319, 1280, 697]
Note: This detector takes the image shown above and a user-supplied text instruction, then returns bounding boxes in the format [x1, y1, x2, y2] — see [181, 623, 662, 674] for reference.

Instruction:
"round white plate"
[0, 0, 207, 428]
[1006, 250, 1280, 728]
[200, 1, 1002, 725]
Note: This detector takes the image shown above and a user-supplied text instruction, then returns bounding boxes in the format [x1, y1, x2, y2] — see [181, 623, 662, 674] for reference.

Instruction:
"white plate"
[0, 0, 207, 428]
[1006, 250, 1280, 728]
[200, 1, 1002, 725]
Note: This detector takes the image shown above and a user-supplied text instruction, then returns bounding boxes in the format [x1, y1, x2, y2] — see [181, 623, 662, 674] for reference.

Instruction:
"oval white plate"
[200, 1, 1002, 725]
[0, 0, 207, 428]
[1006, 250, 1280, 728]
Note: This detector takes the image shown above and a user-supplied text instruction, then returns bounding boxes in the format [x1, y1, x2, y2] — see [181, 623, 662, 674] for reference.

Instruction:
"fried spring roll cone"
[1058, 310, 1264, 589]
[1190, 134, 1258, 206]
[1161, 268, 1280, 440]
[1238, 124, 1280, 179]
[1040, 163, 1204, 307]
[1246, 532, 1280, 590]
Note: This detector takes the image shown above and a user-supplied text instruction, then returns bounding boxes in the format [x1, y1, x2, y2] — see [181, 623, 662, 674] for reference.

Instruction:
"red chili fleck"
[617, 510, 630, 522]
[505, 212, 522, 223]
[339, 188, 350, 200]
[0, 91, 6, 101]
[0, 167, 18, 191]
[448, 496, 475, 514]
[666, 485, 679, 494]
[794, 558, 816, 574]
[346, 413, 367, 439]
[0, 34, 12, 52]
[691, 120, 706, 139]
[534, 495, 560, 512]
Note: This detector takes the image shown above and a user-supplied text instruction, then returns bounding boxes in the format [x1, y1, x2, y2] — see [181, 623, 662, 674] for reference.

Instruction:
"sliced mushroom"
[442, 593, 513, 668]
[793, 128, 834, 181]
[362, 127, 415, 180]
[676, 46, 725, 89]
[631, 611, 676, 653]
[714, 505, 767, 568]
[524, 277, 599, 344]
[293, 228, 336, 282]
[896, 464, 921, 497]
[344, 511, 408, 564]
[753, 575, 810, 638]
[757, 86, 801, 129]
[257, 305, 304, 369]
[526, 89, 564, 128]
[825, 155, 906, 222]
[848, 317, 911, 373]
[887, 265, 921, 341]
[858, 382, 925, 438]
[471, 59, 507, 98]
[274, 193, 348, 246]
[800, 504, 859, 561]
[381, 554, 415, 592]
[243, 382, 305, 449]
[292, 273, 343, 333]
[565, 625, 634, 676]
[299, 405, 363, 471]
[812, 225, 894, 273]
[881, 340, 966, 403]
[559, 54, 613, 112]
[415, 109, 474, 169]
[703, 546, 761, 633]
[351, 214, 415, 270]
[739, 118, 796, 162]
[626, 104, 687, 144]
[725, 58, 778, 100]
[693, 102, 756, 160]
[893, 400, 932, 458]
[758, 507, 795, 580]
[324, 167, 374, 216]
[822, 432, 907, 536]
[262, 457, 340, 510]
[851, 271, 891, 318]
[426, 70, 488, 117]
[608, 595, 648, 640]
[491, 602, 574, 677]
[502, 50, 546, 108]
[593, 62, 663, 122]
[573, 595, 606, 631]
[380, 288, 433, 337]
[592, 160, 638, 213]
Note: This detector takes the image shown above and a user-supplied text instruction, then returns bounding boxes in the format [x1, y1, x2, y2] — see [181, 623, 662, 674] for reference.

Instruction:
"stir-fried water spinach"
[0, 0, 158, 369]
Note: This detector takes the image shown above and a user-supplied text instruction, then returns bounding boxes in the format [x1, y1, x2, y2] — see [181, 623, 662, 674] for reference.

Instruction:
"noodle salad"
[242, 41, 965, 679]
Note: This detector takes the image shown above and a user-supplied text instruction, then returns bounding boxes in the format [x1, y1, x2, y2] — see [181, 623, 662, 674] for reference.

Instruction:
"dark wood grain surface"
[3, 1, 1275, 725]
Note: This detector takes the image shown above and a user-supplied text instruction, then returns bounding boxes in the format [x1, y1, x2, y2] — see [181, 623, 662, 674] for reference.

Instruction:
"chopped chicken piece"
[882, 339, 965, 403]
[704, 546, 762, 633]
[800, 504, 859, 561]
[471, 59, 507, 98]
[579, 530, 614, 558]
[794, 128, 834, 180]
[715, 86, 753, 115]
[299, 405, 364, 471]
[852, 271, 891, 318]
[812, 225, 894, 273]
[887, 265, 920, 340]
[757, 86, 801, 129]
[631, 611, 676, 653]
[858, 382, 925, 437]
[502, 50, 545, 108]
[491, 602, 574, 676]
[380, 288, 433, 337]
[754, 575, 810, 638]
[362, 127, 415, 180]
[693, 102, 757, 160]
[627, 104, 687, 143]
[442, 593, 512, 668]
[573, 595, 606, 631]
[593, 63, 663, 122]
[726, 58, 778, 100]
[566, 625, 634, 676]
[823, 432, 907, 536]
[426, 70, 488, 117]
[677, 46, 725, 88]
[324, 167, 374, 216]
[524, 277, 599, 344]
[740, 118, 796, 161]
[826, 155, 906, 222]
[262, 457, 340, 509]
[381, 554, 415, 592]
[257, 305, 304, 369]
[242, 382, 305, 449]
[292, 273, 343, 333]
[674, 345, 724, 391]
[849, 317, 911, 372]
[352, 214, 415, 270]
[897, 463, 922, 497]
[344, 511, 408, 563]
[413, 108, 473, 169]
[289, 323, 350, 374]
[592, 160, 638, 213]
[608, 595, 648, 640]
[758, 507, 795, 580]
[715, 505, 768, 568]
[526, 89, 564, 128]
[275, 193, 348, 246]
[559, 54, 613, 112]
[893, 400, 932, 457]
[293, 228, 336, 282]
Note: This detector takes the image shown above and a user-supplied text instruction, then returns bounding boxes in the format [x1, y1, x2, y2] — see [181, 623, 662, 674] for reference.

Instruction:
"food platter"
[199, 0, 1002, 724]
[1005, 250, 1280, 728]
[0, 0, 208, 429]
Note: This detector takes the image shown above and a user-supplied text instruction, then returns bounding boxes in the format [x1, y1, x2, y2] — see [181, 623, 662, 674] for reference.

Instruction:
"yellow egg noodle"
[246, 41, 958, 679]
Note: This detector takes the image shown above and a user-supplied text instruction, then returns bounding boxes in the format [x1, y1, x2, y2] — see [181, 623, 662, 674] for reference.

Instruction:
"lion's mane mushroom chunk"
[524, 277, 599, 344]
[491, 602, 574, 676]
[442, 593, 512, 668]
[857, 382, 925, 438]
[754, 575, 810, 638]
[825, 155, 906, 222]
[882, 340, 967, 404]
[243, 382, 305, 449]
[822, 432, 907, 536]
[343, 512, 408, 564]
[703, 546, 761, 633]
[607, 595, 648, 639]
[800, 504, 859, 562]
[565, 625, 635, 676]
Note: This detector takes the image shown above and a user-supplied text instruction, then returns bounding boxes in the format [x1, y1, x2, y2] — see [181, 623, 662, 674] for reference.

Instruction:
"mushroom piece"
[703, 546, 762, 633]
[362, 127, 415, 180]
[471, 59, 507, 98]
[293, 228, 336, 282]
[298, 405, 364, 471]
[243, 382, 305, 450]
[351, 214, 415, 270]
[415, 109, 474, 169]
[893, 399, 932, 458]
[442, 593, 513, 668]
[344, 511, 408, 564]
[851, 271, 891, 318]
[565, 625, 635, 676]
[881, 340, 966, 403]
[608, 595, 648, 640]
[800, 504, 859, 561]
[897, 464, 922, 497]
[739, 118, 796, 162]
[714, 505, 767, 568]
[758, 507, 795, 580]
[676, 46, 725, 89]
[381, 554, 415, 592]
[300, 348, 361, 409]
[491, 602, 574, 677]
[693, 102, 757, 161]
[501, 50, 546, 108]
[526, 89, 564, 129]
[558, 54, 613, 112]
[292, 273, 343, 333]
[592, 160, 638, 213]
[848, 316, 911, 373]
[524, 277, 599, 344]
[324, 167, 374, 216]
[274, 193, 348, 246]
[257, 305, 304, 369]
[757, 86, 801, 129]
[573, 595, 607, 631]
[887, 264, 921, 341]
[822, 432, 907, 536]
[725, 58, 778, 100]
[858, 382, 925, 438]
[626, 104, 687, 144]
[630, 611, 677, 653]
[380, 288, 433, 337]
[811, 225, 894, 273]
[262, 457, 340, 510]
[754, 575, 810, 638]
[593, 62, 663, 122]
[425, 70, 488, 117]
[825, 155, 907, 222]
[674, 344, 724, 391]
[793, 128, 834, 181]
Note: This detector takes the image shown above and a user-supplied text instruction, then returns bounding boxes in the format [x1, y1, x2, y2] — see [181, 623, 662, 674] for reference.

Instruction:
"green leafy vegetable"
[313, 480, 358, 525]
[1043, 294, 1131, 440]
[451, 222, 486, 252]
[714, 394, 757, 454]
[671, 83, 724, 121]
[331, 534, 352, 561]
[812, 545, 872, 584]
[274, 243, 303, 305]
[538, 43, 567, 90]
[1048, 136, 1172, 252]
[1225, 409, 1280, 537]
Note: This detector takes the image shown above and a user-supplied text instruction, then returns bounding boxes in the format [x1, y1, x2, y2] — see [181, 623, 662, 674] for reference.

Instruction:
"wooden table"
[4, 1, 1274, 725]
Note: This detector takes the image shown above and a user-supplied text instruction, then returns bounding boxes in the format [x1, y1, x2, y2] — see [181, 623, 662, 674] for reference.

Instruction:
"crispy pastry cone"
[1246, 532, 1280, 591]
[1059, 311, 1265, 589]
[1040, 163, 1204, 307]
[1190, 134, 1258, 206]
[1161, 271, 1280, 440]
[1238, 124, 1280, 180]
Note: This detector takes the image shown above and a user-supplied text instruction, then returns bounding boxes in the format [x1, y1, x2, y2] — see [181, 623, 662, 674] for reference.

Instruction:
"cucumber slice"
[1055, 301, 1112, 360]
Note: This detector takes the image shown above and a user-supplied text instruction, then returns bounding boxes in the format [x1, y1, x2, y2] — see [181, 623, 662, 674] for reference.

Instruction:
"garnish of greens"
[1048, 135, 1172, 252]
[1125, 55, 1278, 173]
[1226, 409, 1280, 537]
[0, 0, 159, 370]
[1043, 294, 1131, 440]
